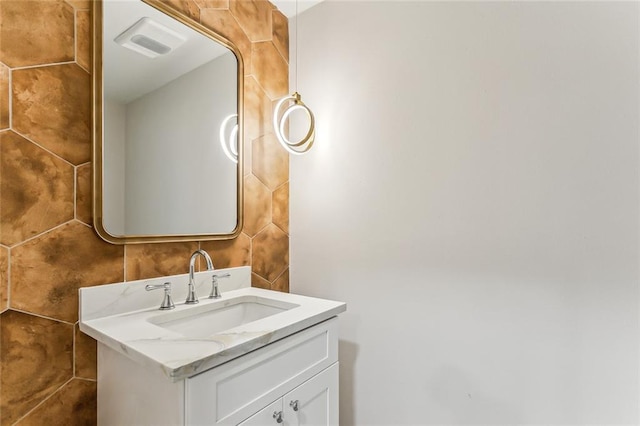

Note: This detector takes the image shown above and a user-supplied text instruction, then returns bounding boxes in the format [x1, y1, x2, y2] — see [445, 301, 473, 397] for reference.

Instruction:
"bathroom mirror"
[93, 0, 243, 244]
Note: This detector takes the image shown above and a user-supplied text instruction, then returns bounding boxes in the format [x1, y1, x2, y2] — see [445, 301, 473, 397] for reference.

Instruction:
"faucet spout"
[185, 249, 214, 304]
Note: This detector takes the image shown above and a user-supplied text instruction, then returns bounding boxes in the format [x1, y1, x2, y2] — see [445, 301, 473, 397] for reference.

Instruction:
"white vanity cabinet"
[98, 317, 339, 425]
[82, 268, 345, 426]
[239, 363, 338, 426]
[186, 317, 338, 425]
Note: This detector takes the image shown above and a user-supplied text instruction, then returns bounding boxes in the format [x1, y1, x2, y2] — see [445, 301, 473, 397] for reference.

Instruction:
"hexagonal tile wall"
[0, 0, 74, 68]
[76, 10, 91, 72]
[14, 378, 97, 425]
[1, 1, 289, 423]
[252, 223, 289, 282]
[244, 76, 274, 143]
[200, 232, 251, 269]
[10, 221, 124, 323]
[243, 174, 272, 237]
[272, 9, 289, 63]
[0, 246, 7, 312]
[75, 163, 92, 226]
[229, 0, 274, 42]
[272, 268, 289, 293]
[0, 310, 74, 425]
[251, 41, 289, 100]
[272, 182, 289, 234]
[125, 242, 199, 281]
[0, 63, 9, 130]
[12, 63, 91, 166]
[0, 131, 75, 247]
[252, 132, 289, 191]
[74, 324, 97, 380]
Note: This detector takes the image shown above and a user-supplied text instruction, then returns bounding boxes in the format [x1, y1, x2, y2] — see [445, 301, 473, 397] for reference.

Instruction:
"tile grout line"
[74, 8, 78, 72]
[10, 61, 77, 72]
[8, 66, 12, 131]
[73, 166, 78, 221]
[6, 246, 11, 311]
[73, 8, 90, 74]
[72, 320, 77, 378]
[9, 219, 76, 249]
[10, 308, 76, 326]
[9, 377, 75, 425]
[10, 129, 77, 169]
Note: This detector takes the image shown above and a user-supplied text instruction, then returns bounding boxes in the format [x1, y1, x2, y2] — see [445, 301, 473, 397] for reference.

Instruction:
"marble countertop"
[79, 266, 346, 381]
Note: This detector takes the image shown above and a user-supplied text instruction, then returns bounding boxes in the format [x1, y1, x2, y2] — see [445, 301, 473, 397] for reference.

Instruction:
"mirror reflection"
[96, 0, 242, 243]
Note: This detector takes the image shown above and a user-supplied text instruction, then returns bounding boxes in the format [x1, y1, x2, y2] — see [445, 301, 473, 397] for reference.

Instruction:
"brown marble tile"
[75, 163, 91, 226]
[244, 76, 273, 142]
[0, 0, 75, 68]
[63, 0, 91, 10]
[252, 223, 288, 282]
[12, 63, 91, 166]
[200, 233, 250, 269]
[229, 0, 273, 42]
[0, 131, 74, 247]
[251, 41, 288, 100]
[243, 124, 253, 177]
[272, 9, 288, 63]
[15, 378, 96, 426]
[0, 63, 9, 130]
[243, 174, 271, 237]
[272, 182, 289, 234]
[251, 272, 270, 290]
[0, 310, 73, 425]
[195, 0, 229, 9]
[76, 10, 90, 72]
[272, 268, 289, 293]
[252, 132, 288, 191]
[200, 8, 252, 75]
[0, 246, 7, 312]
[74, 324, 96, 380]
[11, 221, 124, 323]
[125, 242, 199, 281]
[163, 0, 201, 21]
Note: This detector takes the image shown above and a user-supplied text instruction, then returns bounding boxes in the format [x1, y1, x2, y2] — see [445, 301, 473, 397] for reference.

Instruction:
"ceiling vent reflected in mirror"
[115, 17, 186, 58]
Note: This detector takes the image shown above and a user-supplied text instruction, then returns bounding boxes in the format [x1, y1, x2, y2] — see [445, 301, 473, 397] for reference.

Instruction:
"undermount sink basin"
[147, 296, 300, 338]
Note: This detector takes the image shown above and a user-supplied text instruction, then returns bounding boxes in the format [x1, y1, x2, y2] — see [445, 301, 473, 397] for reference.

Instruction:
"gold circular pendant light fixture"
[273, 0, 316, 155]
[273, 92, 315, 155]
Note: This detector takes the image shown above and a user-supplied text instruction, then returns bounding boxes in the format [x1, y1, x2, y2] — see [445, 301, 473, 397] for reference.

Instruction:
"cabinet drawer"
[186, 317, 338, 425]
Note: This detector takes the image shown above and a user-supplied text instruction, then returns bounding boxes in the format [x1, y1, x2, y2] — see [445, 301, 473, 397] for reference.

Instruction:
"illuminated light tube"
[219, 114, 238, 164]
[273, 92, 315, 155]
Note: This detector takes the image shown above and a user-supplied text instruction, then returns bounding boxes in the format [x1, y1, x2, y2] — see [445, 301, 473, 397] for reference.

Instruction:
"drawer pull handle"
[273, 411, 283, 423]
[289, 400, 299, 411]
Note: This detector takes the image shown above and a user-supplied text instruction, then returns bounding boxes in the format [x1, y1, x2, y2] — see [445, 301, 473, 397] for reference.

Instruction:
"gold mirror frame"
[92, 0, 244, 244]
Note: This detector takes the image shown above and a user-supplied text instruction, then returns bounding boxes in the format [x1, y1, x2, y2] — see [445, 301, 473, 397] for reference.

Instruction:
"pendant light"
[273, 0, 315, 155]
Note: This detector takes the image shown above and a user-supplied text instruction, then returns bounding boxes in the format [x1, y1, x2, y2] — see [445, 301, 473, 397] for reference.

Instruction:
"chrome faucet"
[185, 249, 214, 304]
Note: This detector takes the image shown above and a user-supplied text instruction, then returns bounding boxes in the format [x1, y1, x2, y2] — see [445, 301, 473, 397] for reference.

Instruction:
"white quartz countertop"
[79, 266, 346, 381]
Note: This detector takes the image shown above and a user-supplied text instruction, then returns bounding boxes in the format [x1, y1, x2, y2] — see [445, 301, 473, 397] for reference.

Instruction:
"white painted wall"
[290, 2, 639, 424]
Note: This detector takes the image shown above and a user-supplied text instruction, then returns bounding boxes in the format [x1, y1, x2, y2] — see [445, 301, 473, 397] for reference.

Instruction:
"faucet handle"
[145, 282, 175, 310]
[209, 273, 231, 299]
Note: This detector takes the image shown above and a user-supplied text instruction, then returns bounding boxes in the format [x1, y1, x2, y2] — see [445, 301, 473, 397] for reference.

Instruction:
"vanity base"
[97, 318, 339, 425]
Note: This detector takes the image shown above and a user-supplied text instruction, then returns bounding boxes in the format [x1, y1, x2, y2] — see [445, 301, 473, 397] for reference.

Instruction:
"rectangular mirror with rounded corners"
[93, 0, 243, 244]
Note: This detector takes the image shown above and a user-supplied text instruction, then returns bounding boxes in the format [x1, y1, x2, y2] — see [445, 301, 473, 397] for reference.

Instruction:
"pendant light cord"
[273, 0, 315, 156]
[294, 0, 298, 92]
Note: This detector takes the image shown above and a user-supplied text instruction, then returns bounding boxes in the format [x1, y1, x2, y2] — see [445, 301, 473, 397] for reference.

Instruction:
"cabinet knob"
[289, 400, 299, 412]
[273, 411, 283, 424]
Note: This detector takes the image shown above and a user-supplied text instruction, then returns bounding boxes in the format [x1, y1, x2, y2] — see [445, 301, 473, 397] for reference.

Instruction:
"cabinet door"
[238, 399, 283, 426]
[283, 363, 338, 426]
